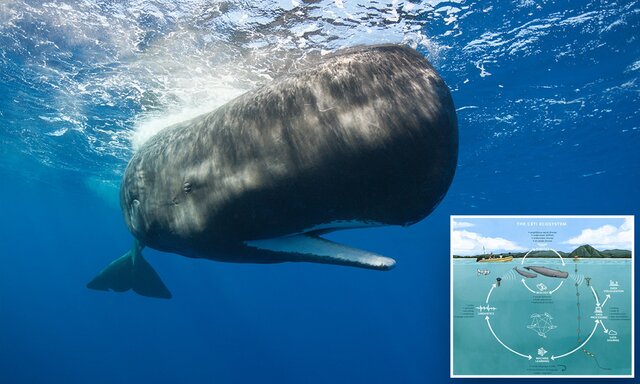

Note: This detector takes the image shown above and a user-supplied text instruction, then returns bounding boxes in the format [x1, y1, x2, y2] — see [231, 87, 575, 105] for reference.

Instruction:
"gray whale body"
[88, 44, 458, 298]
[523, 266, 568, 279]
[515, 266, 537, 279]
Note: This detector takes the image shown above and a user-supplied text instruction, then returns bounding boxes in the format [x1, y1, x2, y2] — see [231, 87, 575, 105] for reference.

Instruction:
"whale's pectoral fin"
[87, 244, 172, 299]
[244, 234, 396, 270]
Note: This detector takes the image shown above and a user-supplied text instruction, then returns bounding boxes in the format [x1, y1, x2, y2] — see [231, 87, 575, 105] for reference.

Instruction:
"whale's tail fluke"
[87, 240, 172, 299]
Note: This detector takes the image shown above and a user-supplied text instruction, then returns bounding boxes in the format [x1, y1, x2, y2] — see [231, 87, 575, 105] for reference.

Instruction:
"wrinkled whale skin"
[121, 44, 458, 264]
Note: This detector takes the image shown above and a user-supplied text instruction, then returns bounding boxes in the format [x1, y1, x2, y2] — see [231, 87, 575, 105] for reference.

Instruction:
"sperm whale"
[523, 266, 568, 279]
[514, 266, 537, 278]
[87, 44, 458, 298]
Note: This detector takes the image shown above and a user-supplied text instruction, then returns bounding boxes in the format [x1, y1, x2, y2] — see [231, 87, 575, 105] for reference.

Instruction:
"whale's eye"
[183, 182, 192, 193]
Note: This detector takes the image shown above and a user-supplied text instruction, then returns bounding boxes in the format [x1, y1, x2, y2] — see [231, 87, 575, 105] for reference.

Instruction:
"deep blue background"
[0, 152, 636, 384]
[1, 0, 639, 383]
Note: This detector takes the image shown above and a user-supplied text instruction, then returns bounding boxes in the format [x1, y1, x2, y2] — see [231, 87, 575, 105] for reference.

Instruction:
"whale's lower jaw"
[242, 234, 396, 270]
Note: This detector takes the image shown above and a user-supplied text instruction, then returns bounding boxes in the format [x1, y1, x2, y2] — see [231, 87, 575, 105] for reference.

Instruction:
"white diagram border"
[450, 215, 635, 379]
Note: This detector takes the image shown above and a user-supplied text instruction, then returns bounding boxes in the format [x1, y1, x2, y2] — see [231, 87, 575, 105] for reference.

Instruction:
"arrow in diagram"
[598, 319, 609, 334]
[486, 283, 496, 304]
[601, 294, 611, 308]
[549, 281, 564, 294]
[521, 279, 539, 294]
[485, 316, 532, 360]
[551, 320, 599, 360]
[591, 286, 600, 306]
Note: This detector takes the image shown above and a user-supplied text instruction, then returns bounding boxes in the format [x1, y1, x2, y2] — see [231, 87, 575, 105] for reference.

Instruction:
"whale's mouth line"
[296, 219, 384, 234]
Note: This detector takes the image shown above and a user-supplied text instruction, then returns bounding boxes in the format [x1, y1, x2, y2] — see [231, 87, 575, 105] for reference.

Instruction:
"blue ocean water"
[0, 1, 638, 383]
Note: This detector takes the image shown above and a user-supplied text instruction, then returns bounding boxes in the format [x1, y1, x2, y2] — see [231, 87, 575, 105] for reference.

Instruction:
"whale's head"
[119, 149, 180, 246]
[119, 144, 211, 251]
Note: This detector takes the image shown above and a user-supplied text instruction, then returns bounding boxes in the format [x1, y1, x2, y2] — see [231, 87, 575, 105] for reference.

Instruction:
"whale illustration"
[514, 266, 537, 278]
[523, 266, 568, 279]
[87, 44, 458, 298]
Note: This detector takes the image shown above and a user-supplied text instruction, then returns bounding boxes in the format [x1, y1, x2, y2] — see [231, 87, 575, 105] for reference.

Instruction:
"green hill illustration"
[454, 244, 631, 259]
[569, 244, 602, 258]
